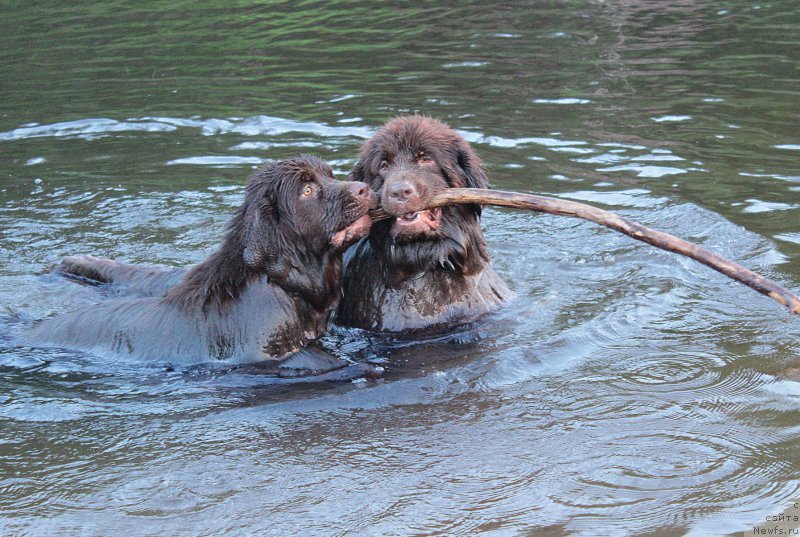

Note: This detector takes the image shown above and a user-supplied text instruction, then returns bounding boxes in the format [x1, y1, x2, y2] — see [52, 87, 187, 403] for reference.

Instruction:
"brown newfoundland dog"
[53, 116, 511, 335]
[27, 157, 376, 373]
[336, 116, 512, 332]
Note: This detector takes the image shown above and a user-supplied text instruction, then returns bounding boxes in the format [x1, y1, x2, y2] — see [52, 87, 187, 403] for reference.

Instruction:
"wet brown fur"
[28, 157, 374, 365]
[336, 116, 512, 333]
[51, 117, 513, 335]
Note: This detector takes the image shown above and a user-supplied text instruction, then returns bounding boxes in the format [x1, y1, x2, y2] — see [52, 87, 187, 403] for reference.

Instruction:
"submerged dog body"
[336, 116, 512, 333]
[28, 157, 374, 365]
[55, 255, 188, 299]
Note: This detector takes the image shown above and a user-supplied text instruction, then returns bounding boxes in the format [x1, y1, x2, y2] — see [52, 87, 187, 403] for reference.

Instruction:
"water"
[2, 1, 800, 535]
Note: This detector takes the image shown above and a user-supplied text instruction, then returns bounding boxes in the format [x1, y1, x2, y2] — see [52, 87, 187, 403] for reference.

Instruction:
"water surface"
[3, 2, 800, 535]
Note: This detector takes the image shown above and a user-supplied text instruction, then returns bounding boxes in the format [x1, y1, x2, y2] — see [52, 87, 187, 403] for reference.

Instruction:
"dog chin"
[330, 215, 372, 249]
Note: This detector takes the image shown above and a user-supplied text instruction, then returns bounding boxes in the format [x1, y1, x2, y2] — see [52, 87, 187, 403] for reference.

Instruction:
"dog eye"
[301, 184, 314, 197]
[416, 151, 432, 163]
[379, 160, 389, 172]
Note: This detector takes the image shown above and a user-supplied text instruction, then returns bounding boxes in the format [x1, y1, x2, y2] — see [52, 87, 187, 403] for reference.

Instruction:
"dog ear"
[456, 143, 489, 190]
[242, 198, 278, 270]
[240, 163, 292, 273]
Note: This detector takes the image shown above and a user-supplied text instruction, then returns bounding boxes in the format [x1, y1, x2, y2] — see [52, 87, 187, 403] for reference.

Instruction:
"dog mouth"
[330, 214, 372, 248]
[391, 207, 441, 238]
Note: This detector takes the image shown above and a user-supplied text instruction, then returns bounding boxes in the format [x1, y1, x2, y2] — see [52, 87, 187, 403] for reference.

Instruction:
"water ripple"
[0, 118, 177, 141]
[0, 115, 374, 142]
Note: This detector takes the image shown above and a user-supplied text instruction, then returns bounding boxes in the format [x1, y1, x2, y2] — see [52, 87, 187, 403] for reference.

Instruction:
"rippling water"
[3, 1, 800, 535]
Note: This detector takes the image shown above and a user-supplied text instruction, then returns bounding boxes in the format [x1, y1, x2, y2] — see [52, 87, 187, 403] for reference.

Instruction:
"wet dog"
[336, 116, 511, 333]
[28, 157, 376, 373]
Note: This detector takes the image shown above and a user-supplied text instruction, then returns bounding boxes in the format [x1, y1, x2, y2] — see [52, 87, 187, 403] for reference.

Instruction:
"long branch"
[371, 188, 800, 315]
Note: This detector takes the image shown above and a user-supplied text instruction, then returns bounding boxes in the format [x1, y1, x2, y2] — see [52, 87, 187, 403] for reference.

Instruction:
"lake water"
[2, 2, 800, 535]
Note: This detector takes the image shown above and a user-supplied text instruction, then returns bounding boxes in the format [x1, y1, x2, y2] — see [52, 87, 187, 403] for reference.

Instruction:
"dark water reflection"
[3, 1, 800, 535]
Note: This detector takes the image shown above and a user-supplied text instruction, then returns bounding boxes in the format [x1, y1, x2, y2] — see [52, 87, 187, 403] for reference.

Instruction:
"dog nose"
[388, 180, 418, 203]
[346, 181, 370, 198]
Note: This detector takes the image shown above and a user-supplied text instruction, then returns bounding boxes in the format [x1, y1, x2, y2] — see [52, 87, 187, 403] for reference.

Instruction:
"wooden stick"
[371, 188, 800, 315]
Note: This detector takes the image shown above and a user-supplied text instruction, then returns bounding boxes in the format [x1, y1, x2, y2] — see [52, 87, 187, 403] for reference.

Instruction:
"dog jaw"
[390, 208, 441, 239]
[330, 214, 372, 248]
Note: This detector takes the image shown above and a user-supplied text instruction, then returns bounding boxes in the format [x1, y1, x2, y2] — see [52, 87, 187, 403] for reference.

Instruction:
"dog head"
[351, 116, 490, 275]
[241, 156, 375, 275]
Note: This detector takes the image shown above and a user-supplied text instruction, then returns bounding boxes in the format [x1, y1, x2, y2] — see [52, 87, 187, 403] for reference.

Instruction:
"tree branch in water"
[371, 188, 800, 315]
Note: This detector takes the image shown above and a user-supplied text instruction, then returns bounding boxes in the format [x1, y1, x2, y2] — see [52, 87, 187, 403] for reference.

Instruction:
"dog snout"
[386, 180, 420, 205]
[349, 181, 370, 199]
[341, 180, 376, 209]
